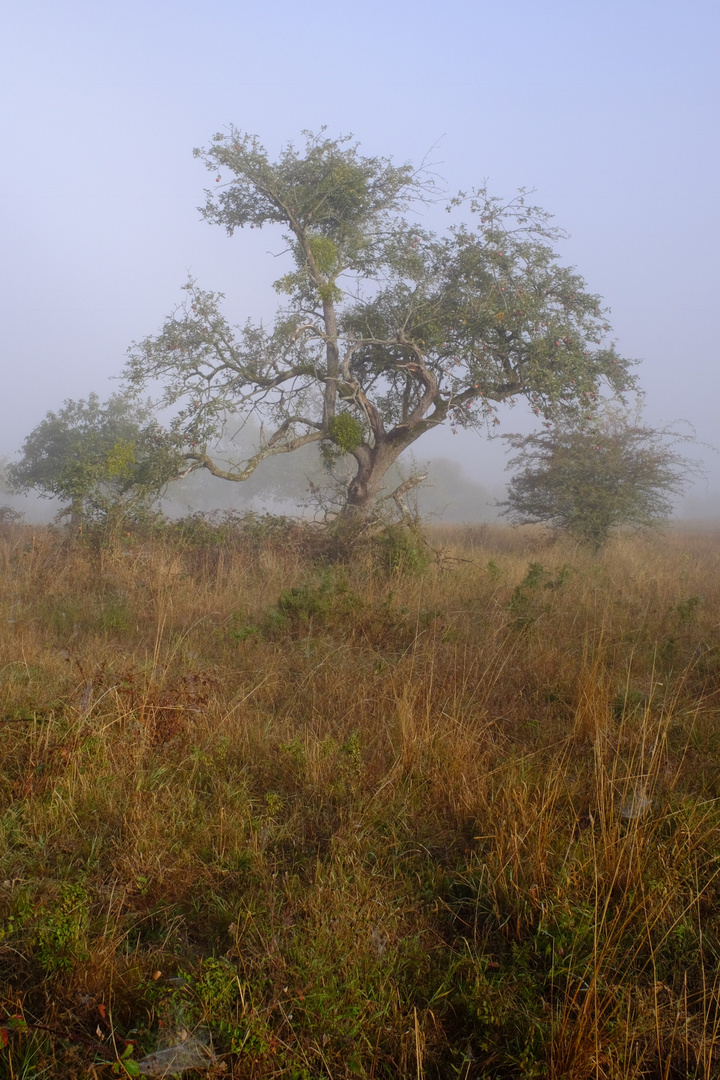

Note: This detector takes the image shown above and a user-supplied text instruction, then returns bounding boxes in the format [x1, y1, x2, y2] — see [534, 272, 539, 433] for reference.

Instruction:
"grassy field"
[1, 517, 720, 1078]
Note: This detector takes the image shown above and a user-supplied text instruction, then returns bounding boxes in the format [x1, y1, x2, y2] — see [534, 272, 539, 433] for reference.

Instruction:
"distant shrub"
[0, 505, 24, 525]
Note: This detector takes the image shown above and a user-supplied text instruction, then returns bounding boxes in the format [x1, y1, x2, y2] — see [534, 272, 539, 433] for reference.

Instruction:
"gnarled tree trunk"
[337, 429, 427, 530]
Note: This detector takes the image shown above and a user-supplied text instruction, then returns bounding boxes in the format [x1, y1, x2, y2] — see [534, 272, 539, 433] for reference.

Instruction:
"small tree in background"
[499, 409, 699, 548]
[8, 393, 180, 531]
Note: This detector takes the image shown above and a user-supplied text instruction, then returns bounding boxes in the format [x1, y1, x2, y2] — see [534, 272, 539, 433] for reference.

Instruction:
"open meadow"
[2, 518, 720, 1078]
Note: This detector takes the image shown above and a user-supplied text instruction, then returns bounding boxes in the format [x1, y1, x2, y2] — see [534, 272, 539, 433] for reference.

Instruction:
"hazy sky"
[1, 0, 718, 505]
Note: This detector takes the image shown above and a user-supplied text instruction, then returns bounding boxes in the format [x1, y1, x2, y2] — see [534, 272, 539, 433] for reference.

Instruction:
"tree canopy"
[125, 128, 636, 523]
[499, 408, 698, 548]
[8, 393, 180, 528]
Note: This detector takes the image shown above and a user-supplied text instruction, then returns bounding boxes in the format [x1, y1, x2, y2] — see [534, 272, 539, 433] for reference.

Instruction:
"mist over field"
[1, 451, 504, 524]
[2, 440, 715, 528]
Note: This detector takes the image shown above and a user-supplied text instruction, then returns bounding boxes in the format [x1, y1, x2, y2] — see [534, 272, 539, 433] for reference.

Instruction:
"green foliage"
[170, 509, 296, 547]
[509, 561, 573, 627]
[374, 523, 432, 574]
[276, 572, 363, 629]
[321, 411, 365, 468]
[196, 956, 241, 1012]
[112, 1043, 141, 1076]
[34, 883, 89, 974]
[326, 412, 364, 453]
[0, 505, 23, 526]
[501, 408, 698, 548]
[229, 573, 365, 641]
[125, 129, 637, 521]
[674, 594, 702, 622]
[486, 558, 503, 581]
[306, 234, 340, 275]
[104, 437, 137, 481]
[8, 392, 180, 530]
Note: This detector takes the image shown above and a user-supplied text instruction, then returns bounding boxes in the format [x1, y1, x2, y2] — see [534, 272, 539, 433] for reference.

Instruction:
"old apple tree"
[125, 129, 635, 525]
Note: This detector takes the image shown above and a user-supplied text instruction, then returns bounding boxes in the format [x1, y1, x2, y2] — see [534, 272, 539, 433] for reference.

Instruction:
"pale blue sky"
[1, 0, 718, 505]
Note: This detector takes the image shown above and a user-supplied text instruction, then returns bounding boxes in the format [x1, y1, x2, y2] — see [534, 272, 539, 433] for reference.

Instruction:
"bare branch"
[187, 429, 324, 483]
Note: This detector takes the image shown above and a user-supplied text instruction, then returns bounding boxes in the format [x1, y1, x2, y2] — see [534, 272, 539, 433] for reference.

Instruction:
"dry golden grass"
[1, 518, 720, 1077]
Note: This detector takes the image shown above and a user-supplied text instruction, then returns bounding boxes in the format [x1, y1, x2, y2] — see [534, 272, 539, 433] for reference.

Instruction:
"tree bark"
[69, 497, 84, 534]
[340, 434, 419, 526]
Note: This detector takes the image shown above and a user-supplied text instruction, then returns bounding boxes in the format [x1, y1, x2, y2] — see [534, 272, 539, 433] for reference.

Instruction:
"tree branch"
[186, 429, 324, 482]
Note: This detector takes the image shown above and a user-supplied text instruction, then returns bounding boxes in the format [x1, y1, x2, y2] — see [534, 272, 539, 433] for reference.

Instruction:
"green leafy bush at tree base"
[373, 524, 432, 574]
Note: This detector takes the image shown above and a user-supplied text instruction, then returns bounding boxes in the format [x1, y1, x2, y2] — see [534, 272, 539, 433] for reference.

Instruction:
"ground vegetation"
[1, 519, 720, 1076]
